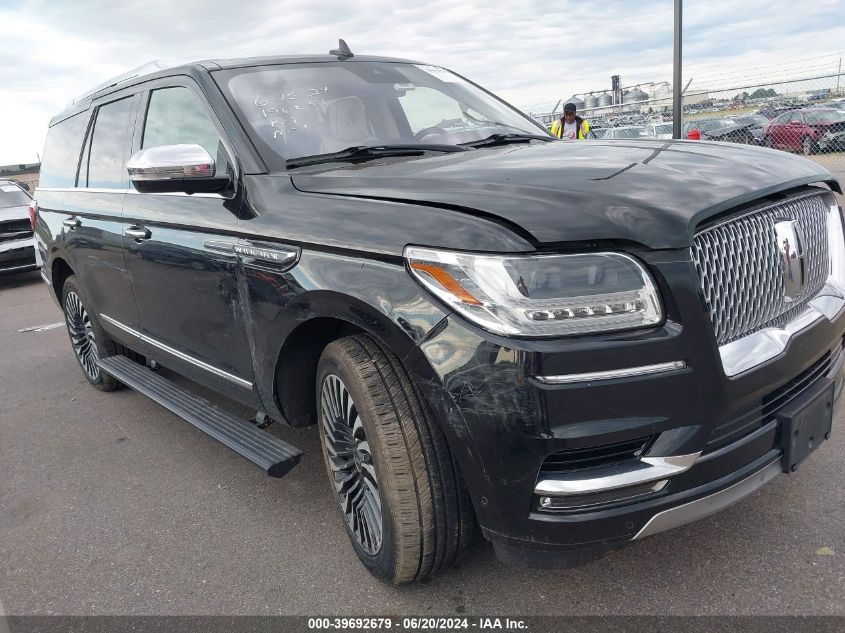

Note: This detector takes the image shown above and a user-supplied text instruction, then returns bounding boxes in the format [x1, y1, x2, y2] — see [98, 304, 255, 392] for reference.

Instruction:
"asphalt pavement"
[1, 271, 843, 616]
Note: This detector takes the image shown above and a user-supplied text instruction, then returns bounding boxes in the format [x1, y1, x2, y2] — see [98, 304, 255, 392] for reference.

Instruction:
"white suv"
[0, 180, 38, 275]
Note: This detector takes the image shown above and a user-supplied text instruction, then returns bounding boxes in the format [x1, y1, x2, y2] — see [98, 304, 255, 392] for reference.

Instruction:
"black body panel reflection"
[122, 191, 254, 389]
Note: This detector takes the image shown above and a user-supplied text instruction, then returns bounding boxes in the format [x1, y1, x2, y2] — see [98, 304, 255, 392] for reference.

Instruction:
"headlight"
[405, 247, 663, 337]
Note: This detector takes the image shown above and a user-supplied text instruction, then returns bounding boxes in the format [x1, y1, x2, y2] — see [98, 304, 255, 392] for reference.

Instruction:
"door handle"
[63, 217, 81, 229]
[125, 226, 151, 240]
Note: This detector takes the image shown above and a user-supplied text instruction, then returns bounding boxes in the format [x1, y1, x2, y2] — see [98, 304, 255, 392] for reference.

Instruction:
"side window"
[142, 87, 225, 166]
[39, 111, 89, 188]
[398, 87, 465, 135]
[86, 96, 136, 189]
[78, 123, 92, 186]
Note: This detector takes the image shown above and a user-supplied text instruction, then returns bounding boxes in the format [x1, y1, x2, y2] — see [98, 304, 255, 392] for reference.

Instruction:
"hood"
[291, 140, 837, 249]
[0, 204, 30, 224]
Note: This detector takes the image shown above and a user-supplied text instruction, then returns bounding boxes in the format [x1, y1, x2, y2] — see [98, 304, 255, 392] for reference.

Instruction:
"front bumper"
[405, 247, 845, 567]
[632, 454, 781, 540]
[0, 236, 38, 275]
[818, 131, 845, 152]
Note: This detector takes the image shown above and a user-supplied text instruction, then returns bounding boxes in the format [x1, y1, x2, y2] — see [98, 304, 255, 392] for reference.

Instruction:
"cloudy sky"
[1, 0, 844, 165]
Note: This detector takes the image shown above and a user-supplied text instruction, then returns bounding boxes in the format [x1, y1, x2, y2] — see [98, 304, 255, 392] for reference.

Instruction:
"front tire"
[802, 136, 819, 155]
[62, 275, 121, 391]
[316, 334, 475, 584]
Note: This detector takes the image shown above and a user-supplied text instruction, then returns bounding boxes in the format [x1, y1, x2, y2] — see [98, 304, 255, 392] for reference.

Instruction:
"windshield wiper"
[285, 144, 467, 169]
[459, 133, 554, 149]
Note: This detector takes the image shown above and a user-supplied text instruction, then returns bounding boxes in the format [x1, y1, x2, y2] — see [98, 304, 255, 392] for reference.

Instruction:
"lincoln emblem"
[773, 219, 807, 302]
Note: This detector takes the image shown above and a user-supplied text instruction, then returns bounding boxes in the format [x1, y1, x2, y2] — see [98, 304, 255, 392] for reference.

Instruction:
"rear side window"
[85, 96, 136, 189]
[39, 112, 89, 188]
[806, 110, 845, 124]
[142, 87, 223, 162]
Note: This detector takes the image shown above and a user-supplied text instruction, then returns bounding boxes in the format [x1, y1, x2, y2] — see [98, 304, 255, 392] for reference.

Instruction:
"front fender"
[240, 248, 448, 421]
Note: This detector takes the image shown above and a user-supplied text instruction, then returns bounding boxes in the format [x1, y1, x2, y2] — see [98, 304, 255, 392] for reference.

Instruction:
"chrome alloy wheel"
[64, 290, 100, 381]
[320, 374, 383, 555]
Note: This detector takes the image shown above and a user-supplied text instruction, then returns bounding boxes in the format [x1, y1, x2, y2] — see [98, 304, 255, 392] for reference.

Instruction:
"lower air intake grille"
[0, 219, 33, 242]
[706, 350, 835, 451]
[540, 435, 654, 474]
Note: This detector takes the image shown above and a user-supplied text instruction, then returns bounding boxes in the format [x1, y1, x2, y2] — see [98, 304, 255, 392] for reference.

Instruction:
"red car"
[762, 107, 845, 154]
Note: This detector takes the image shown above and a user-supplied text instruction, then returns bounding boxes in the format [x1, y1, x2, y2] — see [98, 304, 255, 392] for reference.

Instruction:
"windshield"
[0, 184, 30, 208]
[215, 62, 548, 169]
[805, 110, 845, 124]
[653, 123, 672, 134]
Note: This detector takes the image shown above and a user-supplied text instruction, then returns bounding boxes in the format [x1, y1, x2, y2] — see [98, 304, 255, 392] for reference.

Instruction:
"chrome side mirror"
[127, 144, 230, 194]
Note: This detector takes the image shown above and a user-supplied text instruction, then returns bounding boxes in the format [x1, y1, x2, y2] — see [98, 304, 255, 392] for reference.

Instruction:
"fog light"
[537, 480, 668, 511]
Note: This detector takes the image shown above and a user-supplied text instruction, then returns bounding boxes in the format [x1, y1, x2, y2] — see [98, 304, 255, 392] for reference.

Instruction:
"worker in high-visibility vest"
[550, 103, 591, 140]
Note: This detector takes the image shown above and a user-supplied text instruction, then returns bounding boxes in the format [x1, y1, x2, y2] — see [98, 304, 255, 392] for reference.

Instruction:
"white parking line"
[0, 593, 9, 633]
[18, 322, 64, 333]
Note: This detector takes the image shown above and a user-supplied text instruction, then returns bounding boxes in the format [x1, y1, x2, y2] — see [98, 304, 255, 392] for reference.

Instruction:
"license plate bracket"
[776, 376, 834, 474]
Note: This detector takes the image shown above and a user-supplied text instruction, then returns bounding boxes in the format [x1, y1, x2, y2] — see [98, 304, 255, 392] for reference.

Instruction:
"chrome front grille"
[692, 193, 830, 346]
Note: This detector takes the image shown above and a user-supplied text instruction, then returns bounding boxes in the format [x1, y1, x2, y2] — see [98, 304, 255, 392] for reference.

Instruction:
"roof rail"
[67, 61, 170, 107]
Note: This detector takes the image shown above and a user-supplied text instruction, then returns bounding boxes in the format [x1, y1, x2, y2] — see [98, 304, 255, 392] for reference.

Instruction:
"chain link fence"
[523, 67, 845, 193]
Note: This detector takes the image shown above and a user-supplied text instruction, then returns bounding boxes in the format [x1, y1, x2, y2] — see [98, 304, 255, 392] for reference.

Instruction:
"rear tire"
[802, 136, 819, 155]
[316, 334, 475, 584]
[763, 135, 773, 148]
[61, 275, 121, 391]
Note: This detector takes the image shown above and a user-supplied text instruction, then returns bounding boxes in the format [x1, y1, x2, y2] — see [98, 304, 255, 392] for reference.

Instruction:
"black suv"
[35, 49, 845, 584]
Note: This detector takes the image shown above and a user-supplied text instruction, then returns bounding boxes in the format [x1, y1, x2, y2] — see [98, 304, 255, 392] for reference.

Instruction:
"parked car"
[763, 107, 845, 154]
[35, 48, 845, 584]
[686, 116, 764, 145]
[722, 114, 769, 144]
[601, 125, 650, 139]
[756, 105, 793, 120]
[818, 127, 845, 153]
[822, 99, 845, 113]
[682, 118, 736, 139]
[0, 180, 39, 275]
[646, 122, 673, 139]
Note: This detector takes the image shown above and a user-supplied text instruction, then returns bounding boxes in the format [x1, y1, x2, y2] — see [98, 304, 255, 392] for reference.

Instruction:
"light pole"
[673, 0, 683, 139]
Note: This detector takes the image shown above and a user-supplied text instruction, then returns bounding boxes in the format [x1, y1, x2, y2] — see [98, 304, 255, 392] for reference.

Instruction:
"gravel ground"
[1, 271, 843, 616]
